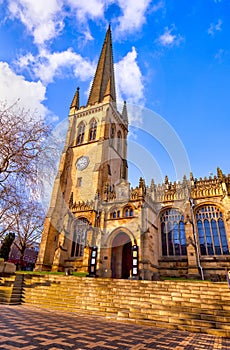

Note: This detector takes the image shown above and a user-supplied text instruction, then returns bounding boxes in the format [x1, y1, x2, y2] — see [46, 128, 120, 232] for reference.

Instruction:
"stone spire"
[87, 25, 116, 106]
[70, 87, 80, 113]
[122, 100, 128, 124]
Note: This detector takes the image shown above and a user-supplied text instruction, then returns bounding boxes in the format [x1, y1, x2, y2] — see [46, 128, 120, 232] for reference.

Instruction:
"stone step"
[21, 281, 228, 294]
[21, 294, 230, 326]
[16, 275, 230, 338]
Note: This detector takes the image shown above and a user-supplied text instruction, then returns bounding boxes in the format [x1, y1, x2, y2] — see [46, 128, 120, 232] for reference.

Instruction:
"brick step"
[113, 315, 230, 337]
[19, 295, 203, 310]
[21, 283, 228, 296]
[22, 290, 230, 313]
[21, 286, 230, 303]
[21, 299, 220, 332]
[23, 279, 228, 290]
[110, 315, 226, 336]
[20, 275, 230, 338]
[22, 293, 230, 326]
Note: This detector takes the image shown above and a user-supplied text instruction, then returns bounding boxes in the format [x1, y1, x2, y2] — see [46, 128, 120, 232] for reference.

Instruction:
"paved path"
[0, 305, 230, 349]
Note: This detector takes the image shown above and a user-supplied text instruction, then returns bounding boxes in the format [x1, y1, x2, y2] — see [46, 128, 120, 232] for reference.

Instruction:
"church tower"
[36, 26, 129, 272]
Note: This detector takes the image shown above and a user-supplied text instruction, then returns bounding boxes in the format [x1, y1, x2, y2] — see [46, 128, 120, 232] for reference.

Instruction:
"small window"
[117, 130, 122, 154]
[110, 123, 116, 146]
[77, 177, 82, 187]
[124, 206, 134, 218]
[89, 119, 97, 141]
[77, 123, 85, 145]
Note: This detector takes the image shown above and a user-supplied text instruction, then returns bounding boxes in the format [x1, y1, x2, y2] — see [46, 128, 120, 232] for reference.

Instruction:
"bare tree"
[6, 192, 45, 269]
[0, 102, 51, 238]
[0, 102, 50, 186]
[0, 101, 63, 269]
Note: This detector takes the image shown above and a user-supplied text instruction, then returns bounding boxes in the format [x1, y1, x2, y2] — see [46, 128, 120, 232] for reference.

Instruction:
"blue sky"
[0, 0, 229, 187]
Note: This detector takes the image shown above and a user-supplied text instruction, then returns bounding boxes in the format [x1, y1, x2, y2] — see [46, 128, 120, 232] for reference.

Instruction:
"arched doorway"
[111, 232, 132, 279]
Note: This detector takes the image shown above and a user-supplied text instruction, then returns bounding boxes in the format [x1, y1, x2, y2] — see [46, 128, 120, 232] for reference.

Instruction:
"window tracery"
[77, 122, 85, 145]
[160, 209, 187, 256]
[109, 123, 116, 146]
[124, 206, 134, 217]
[196, 206, 229, 255]
[71, 218, 89, 257]
[89, 119, 97, 141]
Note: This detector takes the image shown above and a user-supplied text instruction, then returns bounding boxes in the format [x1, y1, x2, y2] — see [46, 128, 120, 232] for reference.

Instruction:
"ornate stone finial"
[190, 172, 194, 181]
[183, 175, 187, 183]
[70, 86, 80, 110]
[139, 177, 145, 189]
[165, 175, 169, 185]
[122, 100, 128, 123]
[217, 167, 223, 180]
[150, 179, 155, 191]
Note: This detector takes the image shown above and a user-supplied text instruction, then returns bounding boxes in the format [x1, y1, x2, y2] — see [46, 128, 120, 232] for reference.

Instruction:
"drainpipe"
[189, 198, 204, 280]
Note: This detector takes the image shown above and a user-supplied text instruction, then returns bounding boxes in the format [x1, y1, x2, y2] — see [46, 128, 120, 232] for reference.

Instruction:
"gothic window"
[124, 206, 134, 217]
[71, 218, 89, 257]
[77, 122, 85, 145]
[117, 130, 122, 154]
[196, 206, 229, 255]
[89, 119, 97, 141]
[160, 209, 187, 256]
[77, 177, 82, 187]
[110, 210, 121, 219]
[110, 123, 116, 146]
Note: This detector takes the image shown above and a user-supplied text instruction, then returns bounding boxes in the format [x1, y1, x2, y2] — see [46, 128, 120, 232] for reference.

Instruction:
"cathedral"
[36, 27, 230, 280]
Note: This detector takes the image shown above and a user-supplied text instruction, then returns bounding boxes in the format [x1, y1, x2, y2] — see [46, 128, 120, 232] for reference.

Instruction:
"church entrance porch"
[111, 232, 132, 279]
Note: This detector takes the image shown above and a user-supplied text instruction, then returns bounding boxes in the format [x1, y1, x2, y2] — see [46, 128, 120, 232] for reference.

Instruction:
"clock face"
[76, 156, 89, 170]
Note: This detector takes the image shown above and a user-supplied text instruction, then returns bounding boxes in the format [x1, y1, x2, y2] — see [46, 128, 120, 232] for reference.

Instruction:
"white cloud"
[114, 0, 152, 37]
[67, 0, 108, 22]
[66, 0, 112, 43]
[8, 0, 64, 46]
[6, 1, 153, 46]
[17, 49, 95, 85]
[6, 1, 111, 46]
[115, 47, 144, 106]
[208, 19, 222, 36]
[151, 1, 165, 12]
[157, 26, 183, 47]
[214, 49, 224, 62]
[0, 62, 50, 119]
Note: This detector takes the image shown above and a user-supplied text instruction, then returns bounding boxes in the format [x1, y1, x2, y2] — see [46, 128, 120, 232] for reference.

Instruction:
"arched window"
[110, 210, 121, 219]
[160, 209, 187, 256]
[77, 123, 85, 145]
[89, 119, 97, 141]
[196, 206, 229, 255]
[110, 123, 116, 146]
[117, 130, 122, 154]
[124, 206, 134, 218]
[71, 218, 89, 257]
